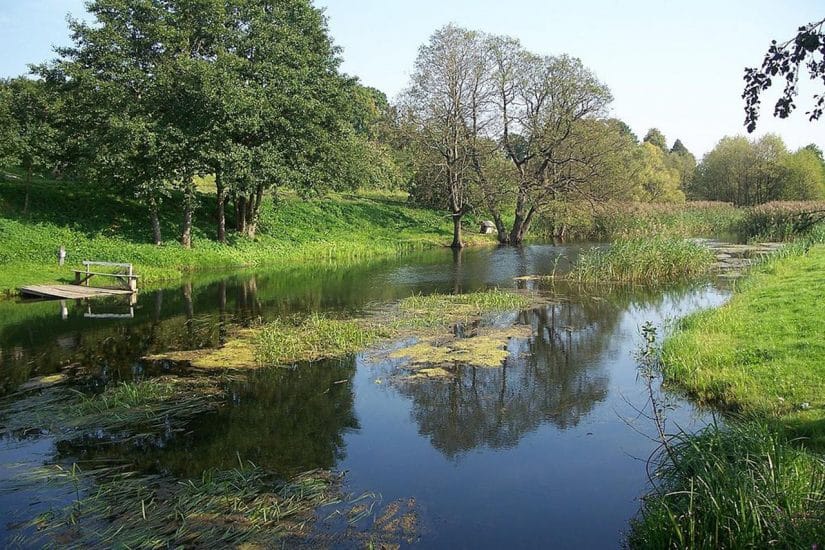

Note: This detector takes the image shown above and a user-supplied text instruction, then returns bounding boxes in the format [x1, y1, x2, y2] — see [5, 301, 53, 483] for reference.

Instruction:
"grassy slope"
[0, 176, 491, 295]
[663, 243, 825, 445]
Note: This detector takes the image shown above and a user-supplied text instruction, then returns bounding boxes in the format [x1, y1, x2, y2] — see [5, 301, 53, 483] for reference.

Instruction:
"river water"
[0, 243, 731, 548]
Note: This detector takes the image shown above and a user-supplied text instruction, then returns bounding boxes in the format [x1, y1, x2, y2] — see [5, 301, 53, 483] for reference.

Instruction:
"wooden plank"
[82, 261, 133, 268]
[19, 284, 135, 300]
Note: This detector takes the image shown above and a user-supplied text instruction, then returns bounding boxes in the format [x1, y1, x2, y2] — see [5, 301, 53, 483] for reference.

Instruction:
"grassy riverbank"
[663, 241, 825, 443]
[630, 230, 825, 548]
[0, 176, 491, 296]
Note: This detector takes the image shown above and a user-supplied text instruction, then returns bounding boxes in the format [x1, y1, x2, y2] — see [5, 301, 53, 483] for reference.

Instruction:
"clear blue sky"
[1, 0, 822, 156]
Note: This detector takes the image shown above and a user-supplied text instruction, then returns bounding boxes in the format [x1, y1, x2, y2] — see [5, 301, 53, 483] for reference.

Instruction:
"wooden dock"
[19, 284, 135, 300]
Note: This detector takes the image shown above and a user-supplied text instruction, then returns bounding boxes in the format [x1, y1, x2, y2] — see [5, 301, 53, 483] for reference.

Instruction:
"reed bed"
[569, 237, 715, 284]
[628, 422, 825, 549]
[736, 201, 825, 242]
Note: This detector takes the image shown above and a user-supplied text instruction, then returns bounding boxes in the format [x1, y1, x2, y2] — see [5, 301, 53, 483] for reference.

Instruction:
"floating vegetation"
[27, 462, 362, 549]
[569, 237, 716, 284]
[0, 376, 224, 442]
[390, 325, 533, 378]
[144, 289, 537, 372]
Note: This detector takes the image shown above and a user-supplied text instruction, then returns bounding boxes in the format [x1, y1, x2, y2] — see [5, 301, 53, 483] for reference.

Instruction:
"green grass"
[662, 244, 825, 445]
[629, 422, 825, 549]
[255, 314, 385, 365]
[0, 175, 493, 296]
[569, 237, 716, 284]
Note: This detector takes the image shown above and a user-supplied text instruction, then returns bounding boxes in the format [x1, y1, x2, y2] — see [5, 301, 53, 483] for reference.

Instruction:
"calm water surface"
[0, 243, 730, 548]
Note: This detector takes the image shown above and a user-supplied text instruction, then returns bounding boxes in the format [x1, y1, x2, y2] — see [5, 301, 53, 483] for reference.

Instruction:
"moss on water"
[390, 325, 532, 374]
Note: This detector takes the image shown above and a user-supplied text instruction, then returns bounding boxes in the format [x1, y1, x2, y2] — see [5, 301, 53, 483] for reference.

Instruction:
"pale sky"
[1, 0, 822, 156]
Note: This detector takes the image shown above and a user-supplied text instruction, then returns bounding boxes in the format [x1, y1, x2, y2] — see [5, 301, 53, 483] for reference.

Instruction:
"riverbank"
[0, 177, 493, 296]
[663, 239, 825, 444]
[629, 229, 825, 548]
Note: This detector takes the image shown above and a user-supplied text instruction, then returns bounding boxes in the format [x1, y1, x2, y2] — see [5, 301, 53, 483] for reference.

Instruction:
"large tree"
[401, 25, 488, 248]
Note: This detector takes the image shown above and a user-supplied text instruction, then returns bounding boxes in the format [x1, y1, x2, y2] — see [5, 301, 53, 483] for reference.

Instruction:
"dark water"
[0, 243, 730, 548]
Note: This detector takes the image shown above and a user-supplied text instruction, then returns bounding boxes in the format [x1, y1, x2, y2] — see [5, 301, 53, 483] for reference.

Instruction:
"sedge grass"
[628, 421, 825, 549]
[569, 237, 716, 284]
[255, 314, 386, 365]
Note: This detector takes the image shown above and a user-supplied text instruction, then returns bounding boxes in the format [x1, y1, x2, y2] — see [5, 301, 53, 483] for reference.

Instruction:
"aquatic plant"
[628, 422, 825, 549]
[0, 377, 224, 441]
[736, 200, 825, 242]
[28, 462, 351, 548]
[569, 237, 715, 284]
[255, 314, 385, 365]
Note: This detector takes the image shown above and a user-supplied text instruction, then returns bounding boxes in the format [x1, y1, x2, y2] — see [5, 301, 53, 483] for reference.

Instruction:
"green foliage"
[629, 422, 825, 549]
[570, 237, 716, 284]
[693, 134, 822, 205]
[662, 243, 825, 445]
[633, 142, 685, 202]
[642, 128, 668, 151]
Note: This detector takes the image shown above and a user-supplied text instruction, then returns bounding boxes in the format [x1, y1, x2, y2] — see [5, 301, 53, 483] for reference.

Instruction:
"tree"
[634, 142, 684, 202]
[668, 138, 697, 192]
[743, 17, 825, 131]
[692, 134, 799, 205]
[1, 77, 61, 214]
[782, 147, 825, 200]
[643, 128, 668, 152]
[401, 25, 487, 248]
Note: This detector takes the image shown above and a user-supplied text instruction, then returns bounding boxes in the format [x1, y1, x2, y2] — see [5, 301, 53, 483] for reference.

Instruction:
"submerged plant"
[29, 462, 354, 549]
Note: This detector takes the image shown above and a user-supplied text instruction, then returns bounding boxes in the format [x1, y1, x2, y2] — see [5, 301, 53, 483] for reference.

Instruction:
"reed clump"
[736, 201, 825, 242]
[628, 422, 825, 549]
[569, 237, 715, 284]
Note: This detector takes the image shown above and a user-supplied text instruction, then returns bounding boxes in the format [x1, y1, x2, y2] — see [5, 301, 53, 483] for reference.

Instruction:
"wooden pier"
[19, 261, 139, 301]
[19, 284, 135, 300]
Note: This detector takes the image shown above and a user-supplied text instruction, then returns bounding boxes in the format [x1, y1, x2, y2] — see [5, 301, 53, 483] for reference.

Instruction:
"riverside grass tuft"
[628, 421, 825, 549]
[255, 314, 386, 365]
[569, 237, 716, 284]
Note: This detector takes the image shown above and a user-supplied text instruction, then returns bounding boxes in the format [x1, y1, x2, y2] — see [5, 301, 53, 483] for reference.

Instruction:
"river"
[0, 243, 732, 548]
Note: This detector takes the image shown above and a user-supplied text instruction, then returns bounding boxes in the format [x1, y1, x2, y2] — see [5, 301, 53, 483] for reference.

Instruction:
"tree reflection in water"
[397, 297, 620, 458]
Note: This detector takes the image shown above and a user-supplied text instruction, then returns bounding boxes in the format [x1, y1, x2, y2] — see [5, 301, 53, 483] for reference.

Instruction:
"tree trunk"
[181, 203, 193, 249]
[451, 213, 464, 249]
[492, 214, 508, 245]
[509, 203, 536, 246]
[148, 195, 162, 245]
[236, 195, 247, 234]
[23, 167, 32, 215]
[216, 172, 226, 244]
[244, 185, 264, 239]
